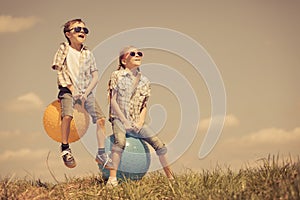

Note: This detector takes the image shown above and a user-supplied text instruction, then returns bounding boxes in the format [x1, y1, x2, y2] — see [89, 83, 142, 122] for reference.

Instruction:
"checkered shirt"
[51, 42, 98, 95]
[109, 68, 151, 123]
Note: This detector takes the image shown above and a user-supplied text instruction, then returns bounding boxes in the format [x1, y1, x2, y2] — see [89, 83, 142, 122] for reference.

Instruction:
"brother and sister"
[51, 19, 173, 186]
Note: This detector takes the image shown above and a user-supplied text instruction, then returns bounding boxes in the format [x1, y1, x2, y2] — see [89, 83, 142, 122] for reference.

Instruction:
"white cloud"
[212, 127, 300, 164]
[5, 92, 44, 112]
[0, 130, 22, 137]
[0, 15, 41, 33]
[199, 114, 239, 131]
[239, 127, 300, 146]
[0, 148, 47, 162]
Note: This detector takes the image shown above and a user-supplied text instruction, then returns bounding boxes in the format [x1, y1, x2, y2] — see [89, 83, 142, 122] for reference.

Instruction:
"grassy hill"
[1, 155, 299, 199]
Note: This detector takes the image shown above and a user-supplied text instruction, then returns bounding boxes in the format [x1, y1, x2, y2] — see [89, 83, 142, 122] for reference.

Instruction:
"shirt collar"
[63, 42, 88, 51]
[122, 67, 141, 77]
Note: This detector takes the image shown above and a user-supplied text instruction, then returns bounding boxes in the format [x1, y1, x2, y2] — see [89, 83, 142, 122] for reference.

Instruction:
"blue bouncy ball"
[98, 134, 151, 181]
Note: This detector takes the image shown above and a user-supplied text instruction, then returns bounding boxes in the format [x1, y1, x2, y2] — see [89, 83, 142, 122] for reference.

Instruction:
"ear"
[121, 59, 126, 66]
[65, 32, 71, 39]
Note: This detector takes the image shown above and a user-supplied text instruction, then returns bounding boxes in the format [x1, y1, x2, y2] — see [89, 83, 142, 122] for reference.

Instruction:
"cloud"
[5, 92, 44, 112]
[0, 148, 47, 162]
[199, 114, 239, 131]
[0, 130, 22, 138]
[0, 15, 40, 33]
[211, 127, 300, 166]
[237, 127, 300, 146]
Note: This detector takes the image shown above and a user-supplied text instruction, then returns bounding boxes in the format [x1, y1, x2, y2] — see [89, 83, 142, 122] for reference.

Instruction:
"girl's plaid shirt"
[108, 68, 151, 123]
[51, 42, 98, 95]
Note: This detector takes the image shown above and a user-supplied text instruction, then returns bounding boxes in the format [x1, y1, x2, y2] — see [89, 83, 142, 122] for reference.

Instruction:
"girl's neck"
[127, 66, 139, 76]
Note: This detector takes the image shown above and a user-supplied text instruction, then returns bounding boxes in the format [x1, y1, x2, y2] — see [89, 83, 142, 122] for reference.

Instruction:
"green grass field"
[1, 155, 299, 200]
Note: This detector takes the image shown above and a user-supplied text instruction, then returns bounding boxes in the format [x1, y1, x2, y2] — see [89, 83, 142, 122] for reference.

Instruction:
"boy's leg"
[59, 91, 76, 168]
[61, 115, 72, 144]
[84, 95, 113, 169]
[96, 117, 106, 150]
[95, 117, 114, 170]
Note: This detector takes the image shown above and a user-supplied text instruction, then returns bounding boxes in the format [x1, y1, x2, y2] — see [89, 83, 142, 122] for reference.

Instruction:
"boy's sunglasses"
[68, 26, 89, 34]
[129, 51, 143, 57]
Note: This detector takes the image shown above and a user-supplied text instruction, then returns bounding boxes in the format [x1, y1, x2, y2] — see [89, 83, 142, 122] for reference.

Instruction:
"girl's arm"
[133, 103, 148, 132]
[110, 90, 133, 131]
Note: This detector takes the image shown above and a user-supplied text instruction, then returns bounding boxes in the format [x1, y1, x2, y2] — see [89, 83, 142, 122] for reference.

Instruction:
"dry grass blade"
[0, 154, 299, 199]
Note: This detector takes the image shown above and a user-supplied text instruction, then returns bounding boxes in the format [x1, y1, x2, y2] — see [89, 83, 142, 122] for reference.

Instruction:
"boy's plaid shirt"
[51, 42, 98, 95]
[109, 68, 151, 123]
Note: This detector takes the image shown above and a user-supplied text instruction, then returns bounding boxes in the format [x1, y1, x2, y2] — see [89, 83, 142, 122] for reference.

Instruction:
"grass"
[1, 155, 299, 200]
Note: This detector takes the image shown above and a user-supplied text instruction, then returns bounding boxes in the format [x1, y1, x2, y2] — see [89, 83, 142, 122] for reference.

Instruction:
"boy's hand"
[67, 85, 75, 94]
[80, 93, 88, 103]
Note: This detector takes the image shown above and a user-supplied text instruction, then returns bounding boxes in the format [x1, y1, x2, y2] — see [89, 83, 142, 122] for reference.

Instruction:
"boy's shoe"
[106, 177, 118, 187]
[95, 152, 114, 170]
[61, 148, 76, 168]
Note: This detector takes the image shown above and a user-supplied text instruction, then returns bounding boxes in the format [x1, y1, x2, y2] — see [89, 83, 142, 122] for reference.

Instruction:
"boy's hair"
[63, 19, 86, 44]
[118, 46, 136, 70]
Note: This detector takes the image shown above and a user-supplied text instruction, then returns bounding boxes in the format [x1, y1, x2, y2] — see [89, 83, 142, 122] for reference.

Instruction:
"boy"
[107, 46, 174, 186]
[51, 19, 113, 169]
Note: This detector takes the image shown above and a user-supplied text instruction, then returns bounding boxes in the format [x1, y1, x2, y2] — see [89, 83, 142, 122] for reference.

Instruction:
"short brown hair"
[63, 19, 86, 44]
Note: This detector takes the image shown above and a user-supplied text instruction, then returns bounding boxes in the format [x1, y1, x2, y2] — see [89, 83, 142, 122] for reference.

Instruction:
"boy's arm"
[81, 70, 99, 100]
[52, 42, 73, 90]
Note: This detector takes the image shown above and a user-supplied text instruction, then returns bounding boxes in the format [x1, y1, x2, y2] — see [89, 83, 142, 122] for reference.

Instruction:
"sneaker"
[106, 177, 118, 187]
[61, 148, 76, 168]
[95, 152, 114, 170]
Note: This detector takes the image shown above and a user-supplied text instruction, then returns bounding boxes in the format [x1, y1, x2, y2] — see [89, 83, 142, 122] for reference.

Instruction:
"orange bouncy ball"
[43, 100, 90, 143]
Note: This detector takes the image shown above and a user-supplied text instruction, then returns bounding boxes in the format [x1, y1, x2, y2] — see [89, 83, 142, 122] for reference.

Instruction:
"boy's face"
[122, 48, 143, 69]
[66, 22, 87, 45]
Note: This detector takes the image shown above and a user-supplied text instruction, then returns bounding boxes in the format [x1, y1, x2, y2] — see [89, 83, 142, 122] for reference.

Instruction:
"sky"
[0, 0, 300, 182]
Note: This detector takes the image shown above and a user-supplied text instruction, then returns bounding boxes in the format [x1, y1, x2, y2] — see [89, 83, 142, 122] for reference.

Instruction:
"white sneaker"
[106, 177, 118, 187]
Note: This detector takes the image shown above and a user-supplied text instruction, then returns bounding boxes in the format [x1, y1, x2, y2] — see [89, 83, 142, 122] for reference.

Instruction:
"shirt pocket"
[138, 89, 148, 103]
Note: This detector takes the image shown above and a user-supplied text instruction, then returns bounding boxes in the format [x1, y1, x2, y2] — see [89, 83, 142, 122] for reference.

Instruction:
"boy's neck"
[70, 43, 83, 51]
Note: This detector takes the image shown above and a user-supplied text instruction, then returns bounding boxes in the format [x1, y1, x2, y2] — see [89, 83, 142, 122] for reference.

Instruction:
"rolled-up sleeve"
[51, 43, 72, 87]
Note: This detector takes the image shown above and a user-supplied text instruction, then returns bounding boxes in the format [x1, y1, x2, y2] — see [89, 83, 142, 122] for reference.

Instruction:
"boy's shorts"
[58, 87, 105, 124]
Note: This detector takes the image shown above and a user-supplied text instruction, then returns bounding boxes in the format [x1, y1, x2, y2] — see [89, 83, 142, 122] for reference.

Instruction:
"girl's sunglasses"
[129, 51, 143, 57]
[69, 26, 89, 34]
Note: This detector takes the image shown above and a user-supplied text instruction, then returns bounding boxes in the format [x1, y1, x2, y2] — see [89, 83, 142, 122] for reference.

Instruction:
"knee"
[111, 142, 125, 153]
[96, 118, 105, 128]
[112, 138, 126, 153]
[62, 115, 73, 122]
[156, 146, 168, 156]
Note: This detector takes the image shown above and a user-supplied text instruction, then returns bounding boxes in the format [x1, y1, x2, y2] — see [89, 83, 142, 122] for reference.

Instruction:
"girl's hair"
[63, 19, 86, 44]
[118, 46, 136, 70]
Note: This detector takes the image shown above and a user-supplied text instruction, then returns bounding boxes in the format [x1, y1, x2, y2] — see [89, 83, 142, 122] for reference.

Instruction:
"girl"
[107, 46, 174, 186]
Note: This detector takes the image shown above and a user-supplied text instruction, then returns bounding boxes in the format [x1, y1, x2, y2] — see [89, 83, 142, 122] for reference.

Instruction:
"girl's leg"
[108, 120, 127, 186]
[159, 155, 174, 179]
[138, 124, 174, 178]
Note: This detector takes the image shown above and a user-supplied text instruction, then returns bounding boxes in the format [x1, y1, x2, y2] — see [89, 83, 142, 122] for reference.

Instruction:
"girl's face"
[122, 48, 143, 69]
[66, 22, 88, 46]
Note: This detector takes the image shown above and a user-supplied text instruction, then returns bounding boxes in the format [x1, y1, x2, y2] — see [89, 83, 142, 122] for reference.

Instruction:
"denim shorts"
[58, 87, 105, 124]
[111, 119, 167, 156]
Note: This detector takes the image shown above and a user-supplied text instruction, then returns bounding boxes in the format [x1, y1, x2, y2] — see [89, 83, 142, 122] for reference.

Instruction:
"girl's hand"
[133, 122, 143, 133]
[123, 120, 134, 132]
